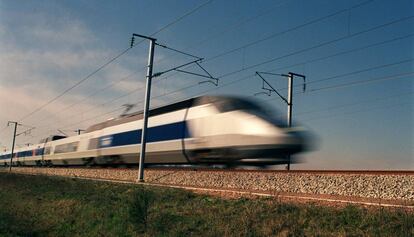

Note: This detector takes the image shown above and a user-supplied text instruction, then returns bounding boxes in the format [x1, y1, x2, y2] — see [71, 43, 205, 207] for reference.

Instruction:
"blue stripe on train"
[0, 148, 44, 160]
[98, 121, 190, 148]
[0, 122, 189, 159]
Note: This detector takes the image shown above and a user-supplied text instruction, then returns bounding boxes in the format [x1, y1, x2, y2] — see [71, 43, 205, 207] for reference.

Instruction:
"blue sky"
[0, 0, 412, 169]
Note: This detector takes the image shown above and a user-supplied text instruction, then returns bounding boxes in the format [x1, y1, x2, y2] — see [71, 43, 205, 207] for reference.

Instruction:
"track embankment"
[2, 167, 413, 207]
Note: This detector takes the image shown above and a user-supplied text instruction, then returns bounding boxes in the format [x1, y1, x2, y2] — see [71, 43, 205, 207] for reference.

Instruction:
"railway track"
[2, 166, 413, 208]
[21, 166, 414, 175]
[147, 167, 414, 175]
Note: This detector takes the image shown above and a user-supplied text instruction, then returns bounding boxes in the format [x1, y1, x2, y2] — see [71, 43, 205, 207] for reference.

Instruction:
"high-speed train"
[0, 96, 309, 167]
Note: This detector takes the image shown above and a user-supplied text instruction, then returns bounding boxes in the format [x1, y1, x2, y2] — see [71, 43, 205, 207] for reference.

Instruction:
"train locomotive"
[0, 95, 309, 167]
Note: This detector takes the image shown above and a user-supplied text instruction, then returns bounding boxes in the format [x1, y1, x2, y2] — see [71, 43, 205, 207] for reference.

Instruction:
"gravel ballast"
[2, 167, 413, 201]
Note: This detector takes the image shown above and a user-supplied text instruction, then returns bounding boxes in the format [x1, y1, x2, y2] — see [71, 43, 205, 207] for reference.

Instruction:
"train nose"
[283, 127, 314, 153]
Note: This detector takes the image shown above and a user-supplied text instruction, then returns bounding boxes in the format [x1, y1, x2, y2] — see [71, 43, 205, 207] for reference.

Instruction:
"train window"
[44, 147, 51, 155]
[19, 151, 23, 157]
[40, 135, 66, 144]
[214, 99, 266, 114]
[35, 148, 44, 156]
[52, 135, 66, 141]
[214, 98, 287, 127]
[54, 142, 79, 154]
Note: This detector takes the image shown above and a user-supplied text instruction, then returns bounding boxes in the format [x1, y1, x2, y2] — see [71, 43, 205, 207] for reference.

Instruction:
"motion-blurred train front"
[184, 96, 308, 165]
[0, 95, 310, 167]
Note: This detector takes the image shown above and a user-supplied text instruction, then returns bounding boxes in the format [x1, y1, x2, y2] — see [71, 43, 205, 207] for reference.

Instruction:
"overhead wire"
[56, 82, 200, 130]
[151, 0, 376, 83]
[35, 70, 142, 123]
[36, 65, 202, 129]
[206, 0, 374, 63]
[51, 20, 412, 131]
[307, 60, 413, 86]
[157, 15, 414, 103]
[30, 77, 203, 133]
[296, 91, 414, 116]
[34, 79, 149, 128]
[11, 1, 216, 145]
[143, 14, 413, 101]
[27, 85, 204, 142]
[163, 36, 414, 105]
[17, 47, 133, 123]
[303, 101, 412, 122]
[261, 66, 413, 109]
[23, 0, 380, 128]
[22, 2, 413, 141]
[307, 71, 413, 93]
[255, 72, 413, 123]
[254, 79, 413, 124]
[16, 1, 216, 132]
[152, 0, 293, 63]
[216, 15, 414, 79]
[15, 0, 214, 124]
[157, 61, 414, 123]
[148, 0, 214, 37]
[49, 0, 289, 121]
[14, 2, 216, 143]
[185, 0, 293, 49]
[263, 58, 413, 96]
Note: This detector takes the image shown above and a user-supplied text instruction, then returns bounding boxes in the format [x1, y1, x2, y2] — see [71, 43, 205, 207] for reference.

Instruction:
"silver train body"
[0, 96, 308, 167]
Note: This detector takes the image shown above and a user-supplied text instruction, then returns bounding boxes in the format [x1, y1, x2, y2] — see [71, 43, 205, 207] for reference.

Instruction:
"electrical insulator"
[130, 37, 135, 48]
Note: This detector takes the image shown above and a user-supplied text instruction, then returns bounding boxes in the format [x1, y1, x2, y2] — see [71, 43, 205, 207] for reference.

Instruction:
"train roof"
[39, 135, 67, 143]
[84, 95, 245, 133]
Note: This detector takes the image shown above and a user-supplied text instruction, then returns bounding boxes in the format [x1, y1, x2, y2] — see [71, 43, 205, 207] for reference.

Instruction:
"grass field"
[0, 172, 412, 237]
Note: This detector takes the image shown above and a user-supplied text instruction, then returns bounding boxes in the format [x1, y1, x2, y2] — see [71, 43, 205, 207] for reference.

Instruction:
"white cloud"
[0, 8, 200, 149]
[27, 20, 97, 46]
[112, 78, 144, 93]
[0, 10, 135, 146]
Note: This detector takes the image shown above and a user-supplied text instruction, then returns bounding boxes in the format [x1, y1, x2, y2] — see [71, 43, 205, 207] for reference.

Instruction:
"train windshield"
[213, 98, 287, 127]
